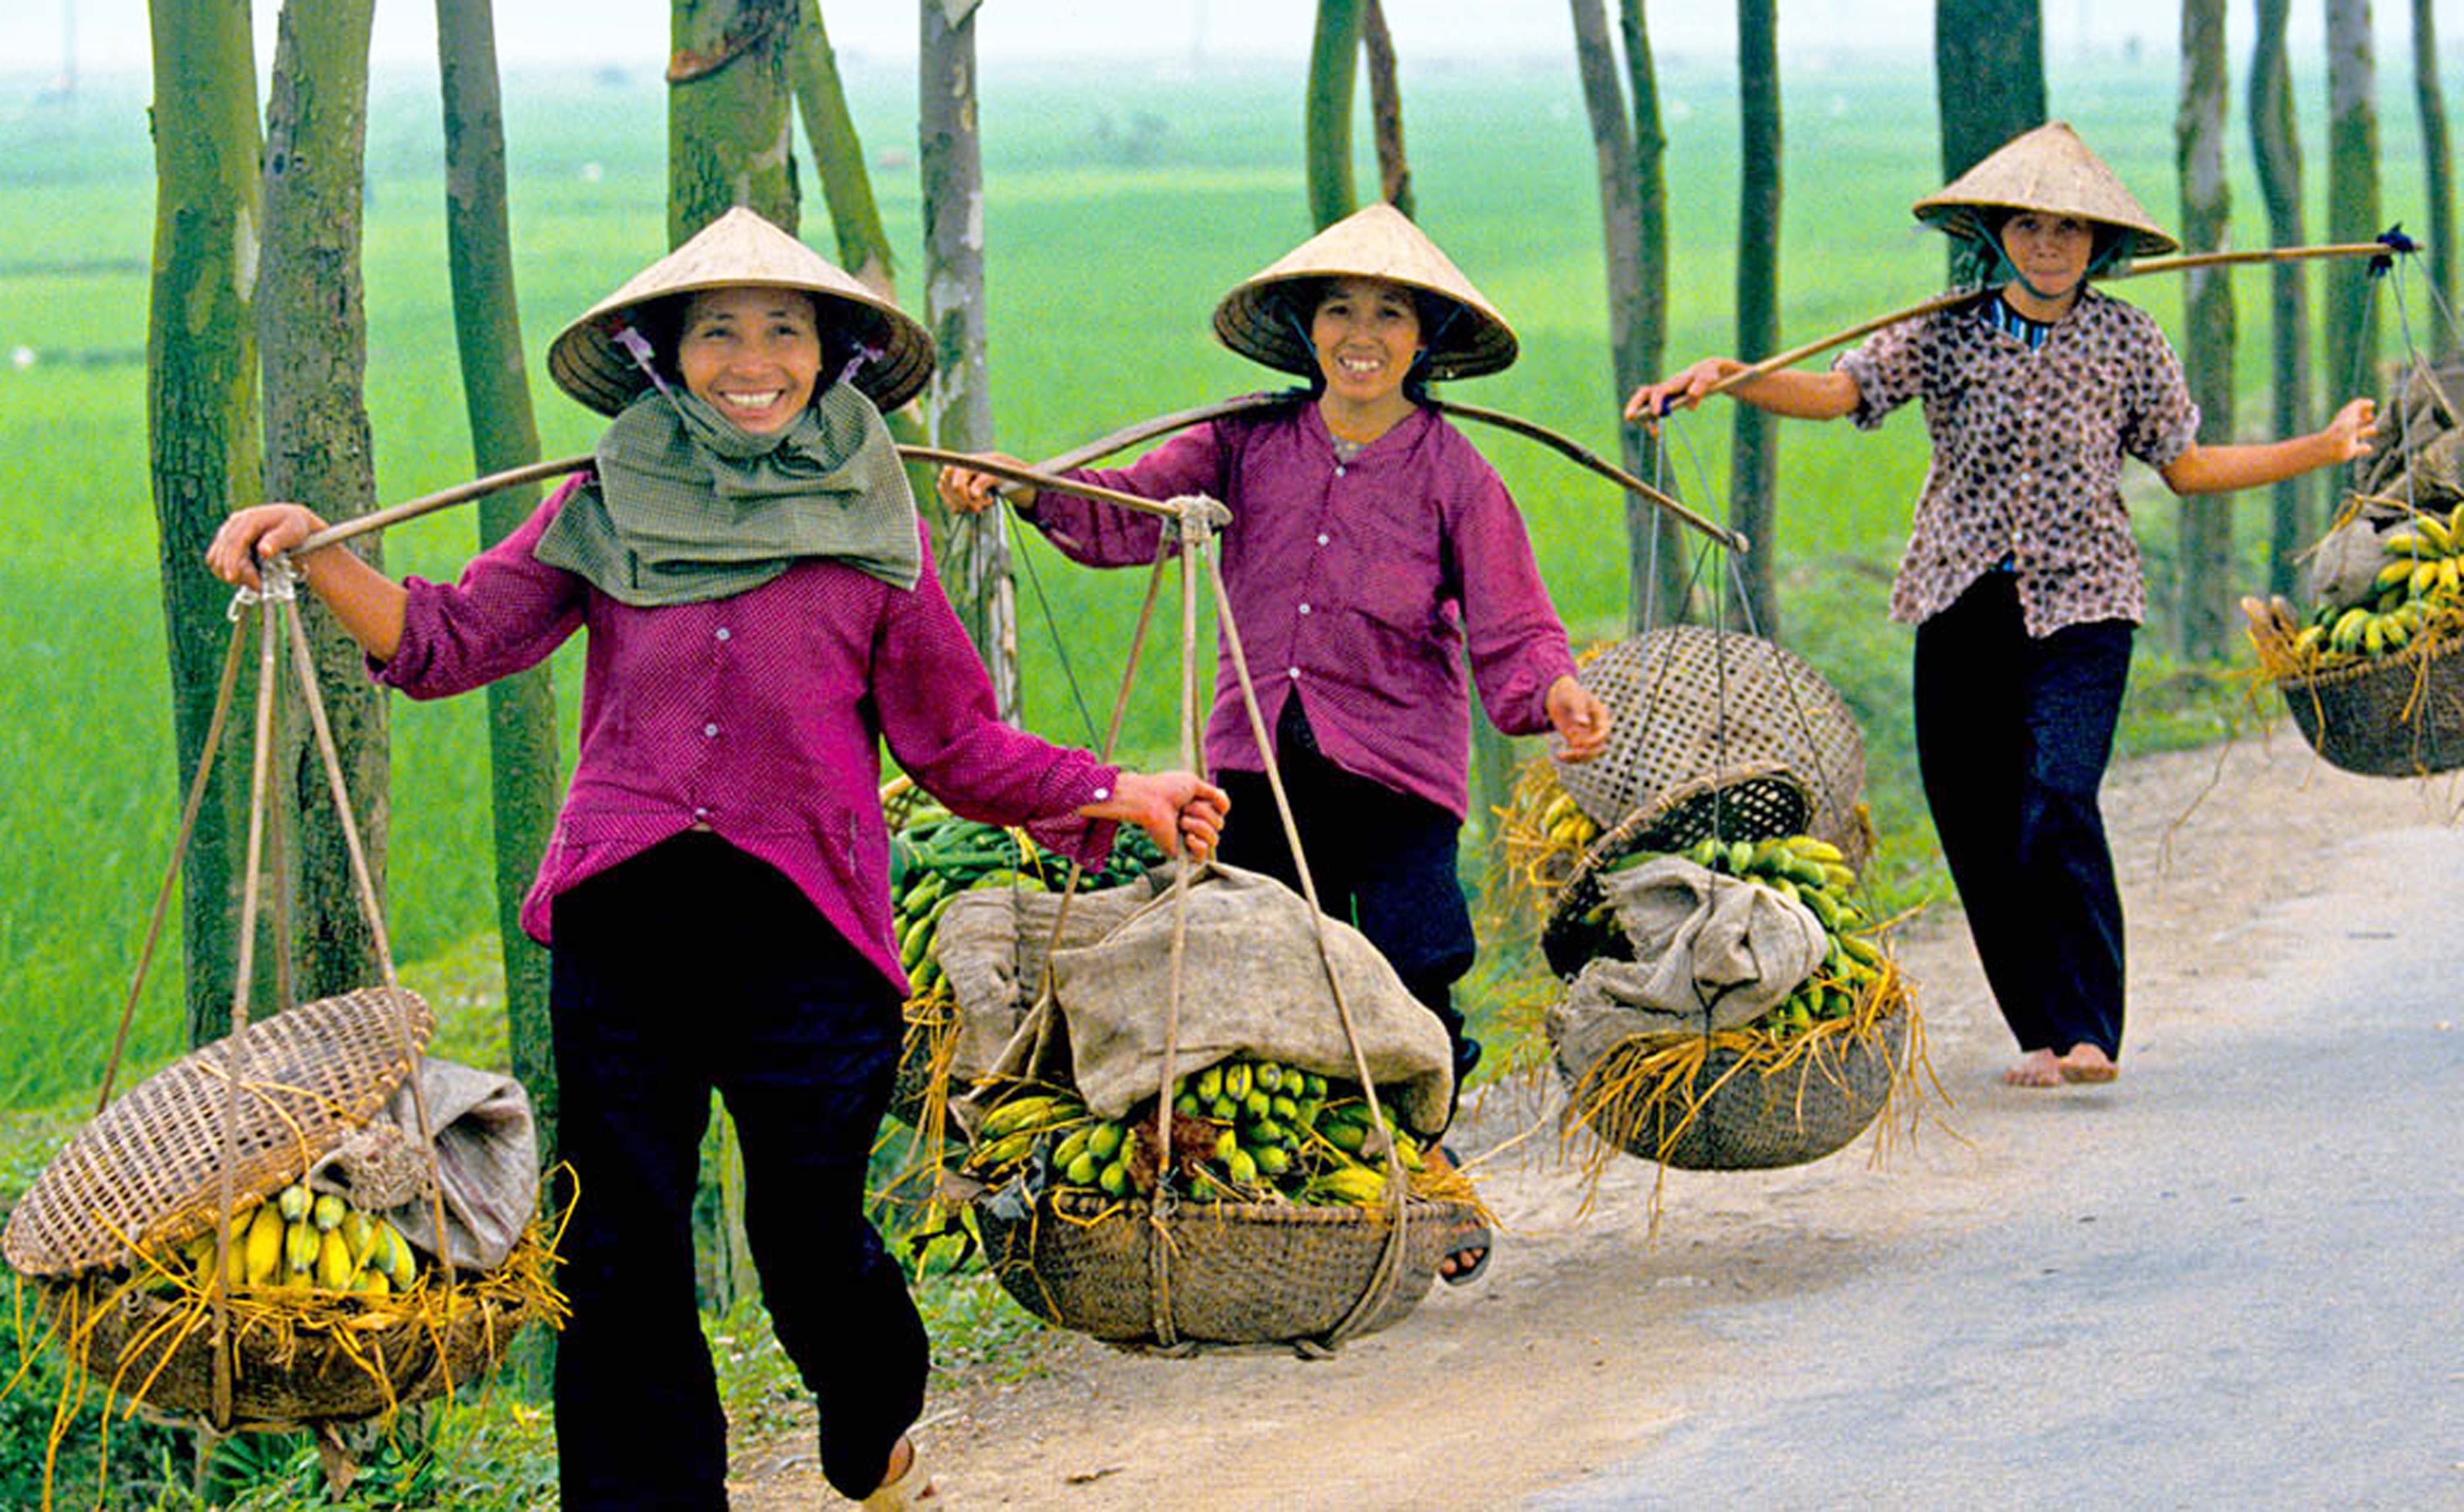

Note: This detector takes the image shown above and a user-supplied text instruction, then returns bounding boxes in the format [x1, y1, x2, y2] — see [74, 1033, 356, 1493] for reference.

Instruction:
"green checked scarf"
[535, 378, 921, 605]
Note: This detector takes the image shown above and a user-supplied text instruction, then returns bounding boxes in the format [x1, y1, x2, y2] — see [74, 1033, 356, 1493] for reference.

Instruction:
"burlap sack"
[934, 875, 1169, 1095]
[934, 864, 1454, 1134]
[1545, 857, 1827, 1081]
[307, 1057, 537, 1272]
[2309, 509, 2409, 610]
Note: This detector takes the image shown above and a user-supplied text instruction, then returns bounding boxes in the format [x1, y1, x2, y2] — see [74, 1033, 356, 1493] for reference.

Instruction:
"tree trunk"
[2173, 0, 2234, 661]
[2251, 0, 2316, 600]
[788, 0, 938, 548]
[437, 0, 558, 1162]
[1729, 0, 1781, 641]
[921, 0, 1019, 719]
[2414, 0, 2456, 352]
[1304, 0, 1362, 230]
[2323, 0, 2382, 400]
[1935, 0, 2046, 279]
[260, 0, 385, 1004]
[1619, 0, 1689, 627]
[1570, 0, 1689, 634]
[1359, 0, 1411, 217]
[147, 0, 263, 1048]
[667, 0, 800, 243]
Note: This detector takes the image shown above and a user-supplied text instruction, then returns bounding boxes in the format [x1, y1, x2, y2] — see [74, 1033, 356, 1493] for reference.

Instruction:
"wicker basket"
[1557, 627, 1868, 865]
[975, 1187, 1480, 1350]
[1538, 766, 1813, 980]
[2277, 631, 2464, 777]
[48, 1258, 535, 1428]
[1571, 1004, 1908, 1172]
[3, 987, 433, 1278]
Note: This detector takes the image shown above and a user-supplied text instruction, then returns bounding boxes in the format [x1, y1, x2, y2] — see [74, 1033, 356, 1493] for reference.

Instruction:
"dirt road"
[731, 727, 2464, 1510]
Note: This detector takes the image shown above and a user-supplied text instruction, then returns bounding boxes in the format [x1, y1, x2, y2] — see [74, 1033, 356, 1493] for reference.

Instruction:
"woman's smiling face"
[676, 285, 823, 433]
[1308, 276, 1423, 408]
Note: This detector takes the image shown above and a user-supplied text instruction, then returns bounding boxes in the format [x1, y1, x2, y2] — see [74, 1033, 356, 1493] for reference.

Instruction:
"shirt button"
[714, 627, 731, 642]
[1334, 465, 1347, 478]
[1298, 602, 1311, 615]
[1316, 533, 1329, 547]
[703, 722, 719, 738]
[1287, 666, 1301, 680]
[1090, 785, 1110, 801]
[693, 806, 710, 820]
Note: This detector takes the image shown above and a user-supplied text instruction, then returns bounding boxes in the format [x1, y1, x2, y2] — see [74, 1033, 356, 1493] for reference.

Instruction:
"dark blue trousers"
[548, 833, 922, 1508]
[1913, 573, 2132, 1060]
[1214, 698, 1482, 1095]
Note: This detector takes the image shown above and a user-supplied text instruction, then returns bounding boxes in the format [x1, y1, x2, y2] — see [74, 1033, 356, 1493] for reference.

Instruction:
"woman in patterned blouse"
[1625, 123, 2375, 1091]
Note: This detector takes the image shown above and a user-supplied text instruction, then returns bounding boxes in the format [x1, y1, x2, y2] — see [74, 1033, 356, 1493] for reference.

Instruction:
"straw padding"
[3, 987, 433, 1278]
[2278, 627, 2464, 776]
[1574, 997, 1909, 1172]
[1554, 626, 1868, 864]
[44, 1226, 554, 1428]
[976, 1188, 1479, 1349]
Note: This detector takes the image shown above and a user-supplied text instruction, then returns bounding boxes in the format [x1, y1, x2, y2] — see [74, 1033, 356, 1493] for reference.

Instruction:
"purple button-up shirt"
[373, 473, 1120, 1000]
[1020, 400, 1577, 819]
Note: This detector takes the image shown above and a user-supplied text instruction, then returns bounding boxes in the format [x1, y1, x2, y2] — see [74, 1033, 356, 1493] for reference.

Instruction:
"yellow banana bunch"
[1537, 789, 1598, 851]
[2295, 503, 2464, 668]
[154, 1184, 426, 1300]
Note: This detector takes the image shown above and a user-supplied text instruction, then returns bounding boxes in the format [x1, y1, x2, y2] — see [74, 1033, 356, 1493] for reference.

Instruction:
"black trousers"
[548, 833, 923, 1509]
[1913, 573, 2132, 1060]
[1214, 699, 1482, 1093]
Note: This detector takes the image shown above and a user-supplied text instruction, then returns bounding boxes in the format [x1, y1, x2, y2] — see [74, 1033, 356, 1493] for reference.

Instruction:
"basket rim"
[2273, 623, 2464, 693]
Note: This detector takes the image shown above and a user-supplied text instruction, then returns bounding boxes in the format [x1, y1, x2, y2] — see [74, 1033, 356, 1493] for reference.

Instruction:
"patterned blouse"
[1836, 285, 2202, 639]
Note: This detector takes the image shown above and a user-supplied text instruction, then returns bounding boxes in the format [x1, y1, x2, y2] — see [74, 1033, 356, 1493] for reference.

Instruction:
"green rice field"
[0, 48, 2452, 1110]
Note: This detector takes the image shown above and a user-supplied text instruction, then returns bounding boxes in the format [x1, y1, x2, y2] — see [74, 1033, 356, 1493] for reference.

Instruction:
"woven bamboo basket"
[1570, 1000, 1908, 1172]
[1539, 766, 1813, 980]
[3, 986, 433, 1277]
[1557, 627, 1868, 865]
[2277, 629, 2464, 777]
[975, 1188, 1481, 1350]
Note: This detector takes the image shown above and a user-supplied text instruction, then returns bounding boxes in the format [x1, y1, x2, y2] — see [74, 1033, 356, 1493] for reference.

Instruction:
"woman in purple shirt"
[208, 208, 1225, 1512]
[1628, 124, 2373, 1093]
[939, 205, 1611, 1280]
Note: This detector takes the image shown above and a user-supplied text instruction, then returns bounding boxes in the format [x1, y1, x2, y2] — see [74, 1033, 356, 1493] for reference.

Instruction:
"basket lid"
[1552, 626, 1868, 867]
[2, 986, 434, 1277]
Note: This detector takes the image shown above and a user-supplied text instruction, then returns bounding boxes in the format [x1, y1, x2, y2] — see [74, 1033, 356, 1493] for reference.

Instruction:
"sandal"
[1439, 1218, 1492, 1286]
[1432, 1153, 1491, 1286]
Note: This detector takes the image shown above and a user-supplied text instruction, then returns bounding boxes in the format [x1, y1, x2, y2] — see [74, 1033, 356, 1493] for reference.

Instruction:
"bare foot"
[2057, 1043, 2118, 1083]
[861, 1436, 936, 1509]
[2000, 1049, 2063, 1087]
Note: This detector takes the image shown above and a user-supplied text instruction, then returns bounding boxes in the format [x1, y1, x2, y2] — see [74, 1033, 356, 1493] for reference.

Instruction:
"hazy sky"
[5, 0, 2423, 82]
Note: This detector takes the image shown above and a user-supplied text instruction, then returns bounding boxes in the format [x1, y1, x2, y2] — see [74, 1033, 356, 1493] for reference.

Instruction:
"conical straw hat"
[548, 206, 934, 415]
[1211, 203, 1518, 382]
[1911, 121, 2178, 258]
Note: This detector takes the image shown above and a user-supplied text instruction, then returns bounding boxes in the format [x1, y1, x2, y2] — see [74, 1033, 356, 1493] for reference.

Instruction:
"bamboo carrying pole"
[1026, 392, 1748, 551]
[285, 445, 1221, 564]
[1698, 237, 2419, 402]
